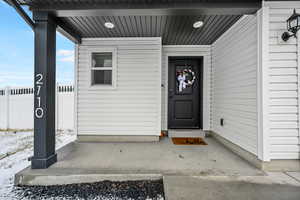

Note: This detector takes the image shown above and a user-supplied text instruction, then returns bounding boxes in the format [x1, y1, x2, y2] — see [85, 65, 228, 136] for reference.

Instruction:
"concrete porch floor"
[15, 137, 264, 185]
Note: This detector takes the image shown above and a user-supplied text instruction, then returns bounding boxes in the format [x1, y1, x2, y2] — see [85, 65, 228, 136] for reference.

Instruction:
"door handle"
[169, 89, 174, 98]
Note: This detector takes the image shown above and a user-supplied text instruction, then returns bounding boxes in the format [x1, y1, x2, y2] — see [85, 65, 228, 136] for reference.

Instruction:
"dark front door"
[168, 57, 202, 129]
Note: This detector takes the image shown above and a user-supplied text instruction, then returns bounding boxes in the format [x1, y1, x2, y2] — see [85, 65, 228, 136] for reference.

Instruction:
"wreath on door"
[177, 69, 196, 92]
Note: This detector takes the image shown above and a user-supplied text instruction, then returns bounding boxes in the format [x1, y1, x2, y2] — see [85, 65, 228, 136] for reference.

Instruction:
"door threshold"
[168, 129, 205, 138]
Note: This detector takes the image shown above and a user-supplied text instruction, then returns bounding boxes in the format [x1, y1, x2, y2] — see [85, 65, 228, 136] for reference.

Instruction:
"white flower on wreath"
[177, 68, 196, 92]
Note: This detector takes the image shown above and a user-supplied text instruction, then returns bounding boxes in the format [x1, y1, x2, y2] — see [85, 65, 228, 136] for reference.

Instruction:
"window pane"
[92, 53, 112, 68]
[92, 70, 112, 85]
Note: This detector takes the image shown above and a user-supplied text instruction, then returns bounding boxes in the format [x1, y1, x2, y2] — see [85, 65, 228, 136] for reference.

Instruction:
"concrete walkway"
[164, 172, 300, 200]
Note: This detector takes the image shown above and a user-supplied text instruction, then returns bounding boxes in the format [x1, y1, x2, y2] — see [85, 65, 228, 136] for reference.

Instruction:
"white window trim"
[87, 47, 117, 90]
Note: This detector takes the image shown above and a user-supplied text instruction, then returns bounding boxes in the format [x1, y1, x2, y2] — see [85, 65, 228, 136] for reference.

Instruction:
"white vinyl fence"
[0, 85, 74, 130]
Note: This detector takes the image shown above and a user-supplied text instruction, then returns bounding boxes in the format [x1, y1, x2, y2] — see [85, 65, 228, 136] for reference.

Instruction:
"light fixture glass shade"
[289, 18, 297, 28]
[193, 21, 204, 29]
[282, 9, 300, 42]
[287, 9, 300, 34]
[104, 22, 115, 29]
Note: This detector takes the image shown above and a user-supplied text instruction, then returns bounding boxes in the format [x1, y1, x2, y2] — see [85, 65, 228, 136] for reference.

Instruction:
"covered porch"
[5, 0, 275, 185]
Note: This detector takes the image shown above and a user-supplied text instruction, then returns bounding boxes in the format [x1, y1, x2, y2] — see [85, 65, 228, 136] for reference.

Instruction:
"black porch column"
[31, 11, 57, 169]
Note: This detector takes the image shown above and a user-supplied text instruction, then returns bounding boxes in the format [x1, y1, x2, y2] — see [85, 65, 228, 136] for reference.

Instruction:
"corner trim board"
[297, 32, 300, 148]
[259, 6, 270, 162]
[74, 44, 79, 137]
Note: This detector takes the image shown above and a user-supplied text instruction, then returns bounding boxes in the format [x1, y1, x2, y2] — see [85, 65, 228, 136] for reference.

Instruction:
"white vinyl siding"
[161, 45, 212, 131]
[76, 38, 161, 136]
[211, 15, 258, 155]
[265, 1, 300, 159]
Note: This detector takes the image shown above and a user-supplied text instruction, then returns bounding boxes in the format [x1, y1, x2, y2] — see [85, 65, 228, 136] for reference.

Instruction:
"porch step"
[168, 129, 205, 138]
[15, 168, 162, 186]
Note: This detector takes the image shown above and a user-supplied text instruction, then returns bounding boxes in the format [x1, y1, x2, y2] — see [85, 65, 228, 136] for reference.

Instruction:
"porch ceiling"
[19, 0, 260, 45]
[60, 15, 241, 45]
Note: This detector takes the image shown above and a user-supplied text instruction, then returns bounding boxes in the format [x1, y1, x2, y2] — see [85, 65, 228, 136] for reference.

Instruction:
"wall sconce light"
[282, 9, 300, 42]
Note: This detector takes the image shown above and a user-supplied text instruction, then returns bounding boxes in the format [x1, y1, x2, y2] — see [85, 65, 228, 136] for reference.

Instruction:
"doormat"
[172, 137, 207, 145]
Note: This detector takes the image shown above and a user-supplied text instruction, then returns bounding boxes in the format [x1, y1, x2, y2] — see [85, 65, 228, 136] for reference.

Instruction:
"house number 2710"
[35, 74, 44, 119]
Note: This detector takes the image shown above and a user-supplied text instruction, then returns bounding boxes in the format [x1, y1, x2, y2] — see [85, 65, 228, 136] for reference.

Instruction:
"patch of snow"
[0, 131, 32, 156]
[0, 130, 76, 199]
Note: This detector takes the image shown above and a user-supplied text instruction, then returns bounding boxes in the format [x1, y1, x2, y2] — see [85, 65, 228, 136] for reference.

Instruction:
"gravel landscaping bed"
[12, 180, 165, 200]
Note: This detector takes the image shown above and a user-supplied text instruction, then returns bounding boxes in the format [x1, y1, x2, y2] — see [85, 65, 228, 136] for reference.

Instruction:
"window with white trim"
[89, 48, 117, 89]
[90, 50, 116, 87]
